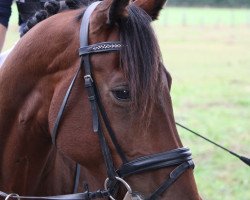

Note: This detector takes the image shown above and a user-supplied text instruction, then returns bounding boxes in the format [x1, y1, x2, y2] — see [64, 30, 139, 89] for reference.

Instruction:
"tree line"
[167, 0, 250, 8]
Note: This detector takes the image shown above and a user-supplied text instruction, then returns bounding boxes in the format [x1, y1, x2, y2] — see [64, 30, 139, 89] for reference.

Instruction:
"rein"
[0, 191, 109, 200]
[176, 122, 250, 167]
[0, 2, 194, 200]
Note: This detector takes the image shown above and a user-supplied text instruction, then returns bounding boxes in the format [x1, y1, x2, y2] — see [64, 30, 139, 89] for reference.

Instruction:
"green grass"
[155, 7, 250, 200]
[3, 6, 250, 200]
[157, 7, 250, 26]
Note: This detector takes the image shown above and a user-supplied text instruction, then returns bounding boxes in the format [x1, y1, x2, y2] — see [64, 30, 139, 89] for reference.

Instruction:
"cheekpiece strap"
[79, 1, 102, 48]
[79, 0, 118, 183]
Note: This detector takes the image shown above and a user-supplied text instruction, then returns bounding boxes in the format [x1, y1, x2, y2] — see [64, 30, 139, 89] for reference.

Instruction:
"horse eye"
[112, 89, 130, 101]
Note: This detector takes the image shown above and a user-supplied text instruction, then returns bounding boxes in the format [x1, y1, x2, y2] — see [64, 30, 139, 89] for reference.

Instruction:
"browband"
[79, 41, 122, 56]
[79, 1, 122, 56]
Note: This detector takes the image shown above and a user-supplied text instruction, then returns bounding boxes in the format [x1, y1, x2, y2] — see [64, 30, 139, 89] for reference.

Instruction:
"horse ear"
[107, 0, 130, 24]
[133, 0, 167, 20]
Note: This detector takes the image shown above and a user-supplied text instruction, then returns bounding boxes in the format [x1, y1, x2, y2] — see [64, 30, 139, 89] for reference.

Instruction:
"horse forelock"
[75, 2, 164, 127]
[119, 4, 164, 125]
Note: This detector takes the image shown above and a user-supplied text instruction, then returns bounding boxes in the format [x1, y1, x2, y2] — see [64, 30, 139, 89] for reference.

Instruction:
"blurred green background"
[154, 3, 250, 200]
[3, 1, 250, 200]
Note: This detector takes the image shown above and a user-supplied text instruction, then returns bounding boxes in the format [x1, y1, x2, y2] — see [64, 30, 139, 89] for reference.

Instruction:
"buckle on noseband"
[5, 193, 20, 200]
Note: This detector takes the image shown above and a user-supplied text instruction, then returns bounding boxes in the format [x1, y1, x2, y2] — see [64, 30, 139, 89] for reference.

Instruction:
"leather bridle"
[73, 1, 195, 199]
[0, 2, 194, 200]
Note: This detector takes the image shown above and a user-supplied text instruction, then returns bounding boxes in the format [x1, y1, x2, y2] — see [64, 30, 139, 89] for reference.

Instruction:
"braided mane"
[21, 0, 98, 36]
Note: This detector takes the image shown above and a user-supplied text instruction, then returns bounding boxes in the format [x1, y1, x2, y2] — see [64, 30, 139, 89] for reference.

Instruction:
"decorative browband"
[79, 41, 122, 56]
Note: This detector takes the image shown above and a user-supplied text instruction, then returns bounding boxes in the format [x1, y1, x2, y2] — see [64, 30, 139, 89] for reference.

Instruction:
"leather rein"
[0, 2, 194, 200]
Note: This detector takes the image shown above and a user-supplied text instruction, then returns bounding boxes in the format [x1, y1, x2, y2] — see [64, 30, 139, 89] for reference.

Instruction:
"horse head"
[48, 0, 201, 199]
[0, 0, 201, 199]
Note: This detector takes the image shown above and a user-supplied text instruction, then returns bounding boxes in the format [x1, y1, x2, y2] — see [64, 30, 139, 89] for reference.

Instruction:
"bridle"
[0, 2, 194, 200]
[74, 1, 195, 199]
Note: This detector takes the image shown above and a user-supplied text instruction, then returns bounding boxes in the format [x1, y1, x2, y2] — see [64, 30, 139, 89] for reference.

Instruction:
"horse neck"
[0, 64, 78, 196]
[0, 17, 80, 195]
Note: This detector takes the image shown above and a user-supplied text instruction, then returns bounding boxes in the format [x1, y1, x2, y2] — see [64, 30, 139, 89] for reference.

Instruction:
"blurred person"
[0, 0, 48, 66]
[0, 0, 95, 66]
[0, 0, 67, 66]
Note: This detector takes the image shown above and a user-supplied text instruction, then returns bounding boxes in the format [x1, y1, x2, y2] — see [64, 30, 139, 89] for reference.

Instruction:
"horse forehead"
[89, 13, 120, 43]
[91, 51, 121, 75]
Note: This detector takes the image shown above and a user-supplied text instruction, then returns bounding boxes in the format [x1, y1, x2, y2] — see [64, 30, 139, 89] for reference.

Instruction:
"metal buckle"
[104, 177, 132, 200]
[84, 75, 94, 88]
[5, 193, 20, 200]
[84, 75, 93, 82]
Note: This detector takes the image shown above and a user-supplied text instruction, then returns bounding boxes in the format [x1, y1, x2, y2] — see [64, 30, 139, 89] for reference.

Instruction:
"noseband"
[0, 2, 194, 200]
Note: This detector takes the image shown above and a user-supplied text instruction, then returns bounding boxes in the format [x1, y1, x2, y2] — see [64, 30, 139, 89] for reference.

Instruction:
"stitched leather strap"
[147, 160, 194, 200]
[51, 66, 81, 145]
[73, 163, 81, 193]
[80, 1, 101, 49]
[80, 0, 119, 185]
[117, 147, 192, 177]
[95, 88, 128, 163]
[83, 73, 99, 132]
[79, 1, 126, 164]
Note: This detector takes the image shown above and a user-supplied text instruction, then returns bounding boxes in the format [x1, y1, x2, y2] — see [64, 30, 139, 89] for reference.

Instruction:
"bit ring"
[104, 176, 132, 200]
[5, 193, 20, 200]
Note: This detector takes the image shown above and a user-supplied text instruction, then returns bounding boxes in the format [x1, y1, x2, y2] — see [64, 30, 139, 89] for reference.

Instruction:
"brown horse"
[0, 0, 201, 199]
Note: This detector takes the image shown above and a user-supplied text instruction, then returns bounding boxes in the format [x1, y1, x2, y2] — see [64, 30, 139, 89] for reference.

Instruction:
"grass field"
[155, 7, 250, 200]
[3, 6, 250, 200]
